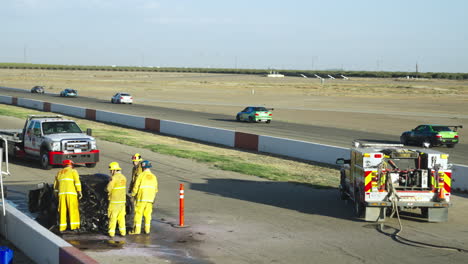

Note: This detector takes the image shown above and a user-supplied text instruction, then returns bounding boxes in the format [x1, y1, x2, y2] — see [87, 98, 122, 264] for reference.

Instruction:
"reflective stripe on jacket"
[54, 167, 81, 195]
[130, 163, 143, 191]
[131, 170, 158, 203]
[107, 172, 127, 203]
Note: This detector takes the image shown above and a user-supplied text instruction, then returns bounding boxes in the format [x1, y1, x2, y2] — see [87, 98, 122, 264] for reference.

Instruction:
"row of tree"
[1, 63, 467, 80]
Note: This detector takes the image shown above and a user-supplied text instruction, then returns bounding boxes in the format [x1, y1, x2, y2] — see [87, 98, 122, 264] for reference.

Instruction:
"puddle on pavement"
[68, 239, 125, 250]
[62, 230, 211, 264]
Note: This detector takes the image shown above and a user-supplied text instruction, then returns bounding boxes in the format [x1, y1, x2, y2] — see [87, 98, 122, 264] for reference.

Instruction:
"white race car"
[111, 92, 133, 104]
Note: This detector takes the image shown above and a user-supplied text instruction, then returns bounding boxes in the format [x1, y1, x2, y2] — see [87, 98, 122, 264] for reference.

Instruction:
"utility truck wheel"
[86, 163, 97, 168]
[421, 208, 428, 218]
[354, 191, 365, 218]
[339, 187, 347, 200]
[40, 151, 52, 170]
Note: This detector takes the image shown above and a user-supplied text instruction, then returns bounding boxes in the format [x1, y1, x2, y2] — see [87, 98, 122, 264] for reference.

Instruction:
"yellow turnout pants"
[108, 203, 126, 237]
[58, 194, 80, 231]
[133, 201, 153, 234]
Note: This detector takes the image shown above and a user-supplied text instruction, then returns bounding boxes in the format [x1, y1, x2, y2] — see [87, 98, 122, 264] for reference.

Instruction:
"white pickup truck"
[0, 115, 99, 169]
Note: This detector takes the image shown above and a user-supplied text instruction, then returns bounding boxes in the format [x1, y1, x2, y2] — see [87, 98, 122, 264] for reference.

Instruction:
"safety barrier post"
[179, 184, 185, 227]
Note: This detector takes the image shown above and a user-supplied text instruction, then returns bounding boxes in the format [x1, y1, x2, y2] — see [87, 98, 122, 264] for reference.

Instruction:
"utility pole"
[23, 45, 27, 63]
[311, 56, 317, 70]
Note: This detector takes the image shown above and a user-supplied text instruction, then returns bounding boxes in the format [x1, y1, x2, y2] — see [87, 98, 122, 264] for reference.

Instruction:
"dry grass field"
[1, 68, 467, 139]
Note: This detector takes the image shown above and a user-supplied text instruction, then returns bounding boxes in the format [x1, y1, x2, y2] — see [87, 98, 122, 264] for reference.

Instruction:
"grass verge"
[0, 104, 339, 188]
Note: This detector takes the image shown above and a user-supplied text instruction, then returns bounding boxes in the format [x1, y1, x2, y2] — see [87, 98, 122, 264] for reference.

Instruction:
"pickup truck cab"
[0, 115, 99, 169]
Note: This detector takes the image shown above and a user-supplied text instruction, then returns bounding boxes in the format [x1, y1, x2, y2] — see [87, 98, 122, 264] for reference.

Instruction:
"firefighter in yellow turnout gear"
[54, 159, 82, 232]
[130, 160, 158, 234]
[129, 153, 143, 193]
[107, 162, 127, 237]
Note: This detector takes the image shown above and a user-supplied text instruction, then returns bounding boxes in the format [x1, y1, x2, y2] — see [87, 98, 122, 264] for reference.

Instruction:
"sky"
[1, 0, 467, 73]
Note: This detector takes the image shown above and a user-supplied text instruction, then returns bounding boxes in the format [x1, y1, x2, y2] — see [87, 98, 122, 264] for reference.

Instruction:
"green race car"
[236, 106, 273, 123]
[400, 124, 462, 148]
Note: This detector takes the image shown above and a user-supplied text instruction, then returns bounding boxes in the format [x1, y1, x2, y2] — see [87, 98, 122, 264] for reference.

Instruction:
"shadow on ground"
[190, 178, 359, 221]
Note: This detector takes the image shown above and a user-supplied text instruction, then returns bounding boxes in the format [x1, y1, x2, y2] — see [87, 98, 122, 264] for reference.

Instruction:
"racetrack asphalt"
[1, 87, 466, 164]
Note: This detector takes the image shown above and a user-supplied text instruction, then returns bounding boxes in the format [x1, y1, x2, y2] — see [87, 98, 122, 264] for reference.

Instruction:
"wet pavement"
[61, 217, 210, 264]
[7, 187, 209, 264]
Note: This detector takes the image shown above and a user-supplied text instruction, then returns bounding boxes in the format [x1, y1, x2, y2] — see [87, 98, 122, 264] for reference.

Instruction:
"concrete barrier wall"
[17, 98, 44, 111]
[96, 110, 146, 129]
[259, 135, 349, 165]
[50, 103, 86, 118]
[0, 95, 13, 104]
[0, 201, 97, 264]
[160, 120, 235, 147]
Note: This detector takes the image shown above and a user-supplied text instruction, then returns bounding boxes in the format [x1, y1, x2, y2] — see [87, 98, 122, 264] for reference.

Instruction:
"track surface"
[1, 88, 467, 164]
[3, 115, 468, 264]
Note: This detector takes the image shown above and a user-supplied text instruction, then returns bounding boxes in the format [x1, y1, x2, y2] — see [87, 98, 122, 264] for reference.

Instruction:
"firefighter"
[129, 153, 143, 193]
[53, 159, 82, 233]
[107, 161, 127, 238]
[130, 160, 158, 235]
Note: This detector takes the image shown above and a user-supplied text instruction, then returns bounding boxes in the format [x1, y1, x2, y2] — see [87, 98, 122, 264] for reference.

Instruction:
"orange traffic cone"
[438, 174, 445, 201]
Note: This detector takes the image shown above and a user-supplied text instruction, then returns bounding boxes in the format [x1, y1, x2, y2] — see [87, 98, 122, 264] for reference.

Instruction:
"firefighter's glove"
[78, 191, 83, 200]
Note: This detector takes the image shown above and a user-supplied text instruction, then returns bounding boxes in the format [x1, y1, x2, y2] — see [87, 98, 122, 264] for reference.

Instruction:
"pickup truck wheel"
[40, 151, 52, 170]
[85, 163, 97, 168]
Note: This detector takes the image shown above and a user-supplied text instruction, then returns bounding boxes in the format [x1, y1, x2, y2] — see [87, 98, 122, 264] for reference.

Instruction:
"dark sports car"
[400, 124, 462, 148]
[31, 86, 45, 94]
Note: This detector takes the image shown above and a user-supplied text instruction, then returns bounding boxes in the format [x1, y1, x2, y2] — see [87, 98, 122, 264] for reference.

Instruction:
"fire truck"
[336, 141, 452, 222]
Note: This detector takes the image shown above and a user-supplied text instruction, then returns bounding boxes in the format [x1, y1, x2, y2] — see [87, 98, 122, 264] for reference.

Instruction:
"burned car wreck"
[29, 173, 134, 234]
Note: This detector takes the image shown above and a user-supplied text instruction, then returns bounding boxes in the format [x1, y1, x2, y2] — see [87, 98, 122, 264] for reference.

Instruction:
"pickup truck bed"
[0, 130, 22, 142]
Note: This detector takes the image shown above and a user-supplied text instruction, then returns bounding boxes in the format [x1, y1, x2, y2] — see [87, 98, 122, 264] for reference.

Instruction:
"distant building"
[266, 71, 284, 78]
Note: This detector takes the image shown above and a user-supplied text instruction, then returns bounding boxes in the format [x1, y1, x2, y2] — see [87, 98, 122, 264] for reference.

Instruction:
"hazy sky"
[1, 0, 467, 72]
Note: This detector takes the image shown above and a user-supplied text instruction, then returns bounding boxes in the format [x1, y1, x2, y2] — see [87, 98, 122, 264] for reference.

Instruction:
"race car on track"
[400, 124, 462, 148]
[111, 92, 133, 104]
[31, 85, 45, 94]
[60, 88, 78, 97]
[236, 106, 273, 123]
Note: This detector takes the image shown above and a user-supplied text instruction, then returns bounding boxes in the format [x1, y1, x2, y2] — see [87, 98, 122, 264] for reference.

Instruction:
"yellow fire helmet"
[109, 161, 122, 171]
[132, 153, 142, 162]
